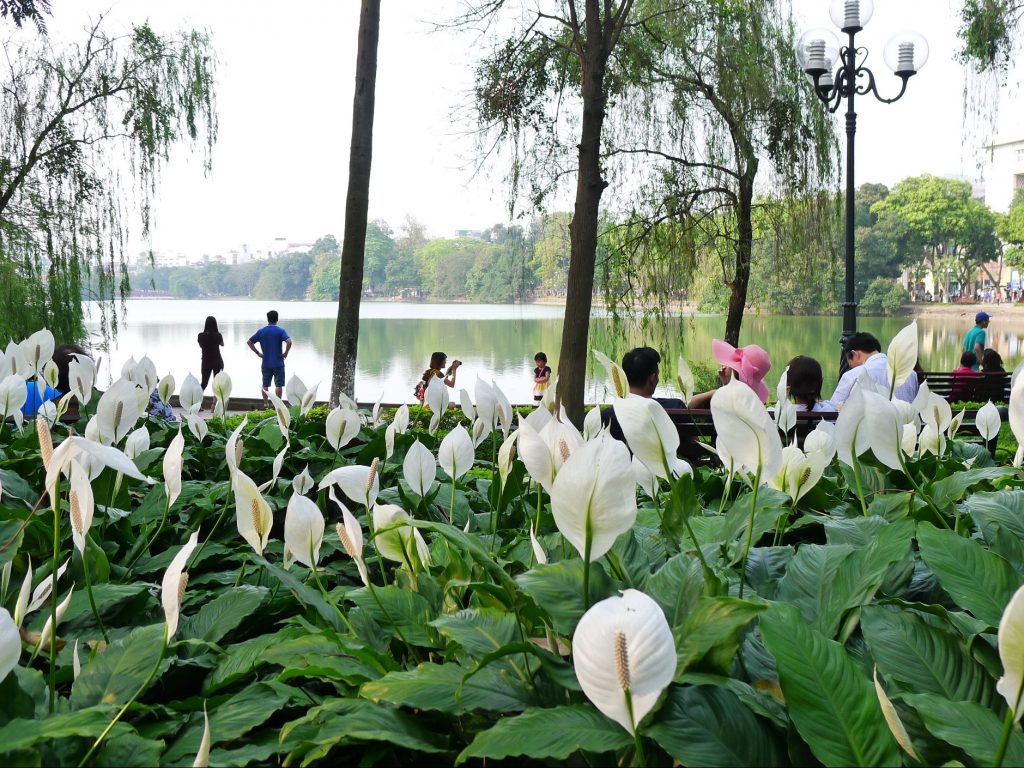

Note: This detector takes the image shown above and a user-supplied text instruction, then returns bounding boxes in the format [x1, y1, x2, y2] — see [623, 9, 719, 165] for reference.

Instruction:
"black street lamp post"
[796, 0, 928, 375]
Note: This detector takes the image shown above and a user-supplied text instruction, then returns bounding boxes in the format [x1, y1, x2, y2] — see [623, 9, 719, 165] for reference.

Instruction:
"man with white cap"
[963, 311, 990, 371]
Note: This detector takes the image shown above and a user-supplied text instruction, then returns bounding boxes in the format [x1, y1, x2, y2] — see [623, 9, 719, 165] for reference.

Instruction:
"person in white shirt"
[831, 332, 919, 407]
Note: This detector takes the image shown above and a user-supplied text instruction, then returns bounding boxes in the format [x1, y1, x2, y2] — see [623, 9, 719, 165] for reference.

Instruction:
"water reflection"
[84, 300, 1022, 403]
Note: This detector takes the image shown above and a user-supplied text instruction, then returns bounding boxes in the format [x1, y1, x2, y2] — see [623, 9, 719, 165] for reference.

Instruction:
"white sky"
[35, 0, 1024, 256]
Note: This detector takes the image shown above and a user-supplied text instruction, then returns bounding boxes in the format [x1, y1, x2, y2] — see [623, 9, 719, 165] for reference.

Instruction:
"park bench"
[917, 371, 1010, 403]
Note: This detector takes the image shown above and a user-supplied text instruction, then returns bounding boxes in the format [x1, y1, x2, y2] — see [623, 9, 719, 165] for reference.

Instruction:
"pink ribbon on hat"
[711, 339, 772, 403]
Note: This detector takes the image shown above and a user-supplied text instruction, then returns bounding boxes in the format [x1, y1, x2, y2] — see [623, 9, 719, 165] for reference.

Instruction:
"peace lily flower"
[185, 412, 209, 443]
[37, 585, 74, 652]
[1009, 374, 1024, 465]
[919, 423, 946, 457]
[612, 397, 691, 480]
[475, 377, 496, 430]
[424, 376, 449, 435]
[1, 340, 27, 378]
[319, 461, 380, 509]
[403, 440, 437, 497]
[459, 388, 475, 423]
[234, 471, 273, 555]
[212, 371, 232, 416]
[337, 391, 359, 411]
[158, 374, 176, 405]
[0, 609, 18, 682]
[920, 391, 952, 437]
[676, 356, 695, 405]
[874, 668, 919, 760]
[283, 494, 325, 569]
[901, 423, 918, 456]
[539, 375, 558, 413]
[0, 374, 27, 428]
[372, 392, 384, 427]
[267, 391, 291, 440]
[292, 466, 314, 495]
[372, 504, 429, 571]
[94, 378, 142, 445]
[632, 456, 658, 499]
[124, 427, 150, 460]
[225, 417, 247, 478]
[768, 443, 828, 503]
[529, 524, 548, 564]
[68, 354, 96, 405]
[133, 355, 159, 393]
[593, 349, 628, 398]
[286, 375, 307, 408]
[164, 428, 185, 509]
[45, 436, 152, 494]
[69, 460, 95, 554]
[710, 378, 782, 479]
[325, 407, 361, 451]
[330, 489, 369, 586]
[194, 705, 211, 768]
[161, 530, 199, 641]
[492, 380, 513, 437]
[393, 404, 410, 434]
[438, 424, 474, 481]
[582, 406, 603, 440]
[976, 401, 1002, 442]
[20, 329, 54, 380]
[179, 374, 204, 414]
[775, 367, 797, 436]
[14, 558, 70, 627]
[385, 422, 397, 460]
[573, 589, 676, 735]
[42, 360, 59, 390]
[299, 382, 319, 416]
[497, 430, 519, 489]
[551, 433, 636, 565]
[886, 321, 918, 397]
[257, 441, 289, 493]
[518, 415, 584, 493]
[835, 388, 901, 471]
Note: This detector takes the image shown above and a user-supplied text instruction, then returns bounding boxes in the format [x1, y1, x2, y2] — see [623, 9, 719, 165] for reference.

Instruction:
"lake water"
[83, 299, 1024, 404]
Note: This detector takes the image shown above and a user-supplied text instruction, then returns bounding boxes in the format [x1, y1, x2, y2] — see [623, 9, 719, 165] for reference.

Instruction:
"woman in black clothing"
[197, 315, 225, 390]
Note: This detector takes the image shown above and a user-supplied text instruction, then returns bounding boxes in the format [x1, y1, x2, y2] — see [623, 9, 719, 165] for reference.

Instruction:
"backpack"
[414, 380, 427, 402]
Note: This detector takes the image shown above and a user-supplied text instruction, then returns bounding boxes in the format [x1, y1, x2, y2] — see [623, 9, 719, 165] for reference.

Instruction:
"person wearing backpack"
[415, 351, 460, 401]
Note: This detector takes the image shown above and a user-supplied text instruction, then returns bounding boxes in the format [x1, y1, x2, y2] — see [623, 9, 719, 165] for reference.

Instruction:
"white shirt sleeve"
[831, 367, 860, 407]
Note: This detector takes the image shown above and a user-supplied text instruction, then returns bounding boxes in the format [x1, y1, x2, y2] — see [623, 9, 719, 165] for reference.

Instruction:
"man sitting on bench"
[832, 332, 919, 408]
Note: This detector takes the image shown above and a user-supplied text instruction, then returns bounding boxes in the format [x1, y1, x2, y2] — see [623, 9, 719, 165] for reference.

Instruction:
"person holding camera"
[415, 351, 461, 401]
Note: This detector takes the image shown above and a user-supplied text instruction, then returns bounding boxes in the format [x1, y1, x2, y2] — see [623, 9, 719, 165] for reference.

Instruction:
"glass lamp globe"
[829, 0, 874, 31]
[796, 28, 840, 75]
[883, 31, 930, 75]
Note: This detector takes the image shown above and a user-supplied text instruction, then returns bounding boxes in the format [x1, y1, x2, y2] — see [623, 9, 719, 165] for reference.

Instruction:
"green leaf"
[743, 546, 794, 601]
[259, 558, 346, 633]
[346, 585, 437, 647]
[0, 468, 35, 506]
[94, 731, 164, 768]
[456, 705, 631, 764]
[360, 661, 535, 714]
[776, 543, 854, 635]
[927, 467, 1015, 509]
[963, 490, 1024, 570]
[902, 692, 1024, 767]
[430, 607, 518, 659]
[0, 706, 114, 752]
[647, 684, 785, 767]
[0, 666, 46, 726]
[645, 552, 704, 628]
[70, 624, 166, 709]
[516, 560, 616, 635]
[759, 602, 900, 767]
[203, 627, 304, 694]
[59, 583, 151, 631]
[410, 519, 518, 592]
[179, 584, 268, 643]
[917, 522, 1019, 626]
[861, 605, 996, 706]
[676, 597, 765, 676]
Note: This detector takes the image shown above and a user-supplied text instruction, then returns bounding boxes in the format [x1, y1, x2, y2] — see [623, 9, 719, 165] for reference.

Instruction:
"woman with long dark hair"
[197, 315, 225, 390]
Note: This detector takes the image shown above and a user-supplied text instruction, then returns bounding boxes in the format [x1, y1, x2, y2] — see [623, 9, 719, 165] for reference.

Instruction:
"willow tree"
[330, 0, 381, 404]
[0, 18, 217, 342]
[959, 0, 1023, 73]
[600, 0, 838, 346]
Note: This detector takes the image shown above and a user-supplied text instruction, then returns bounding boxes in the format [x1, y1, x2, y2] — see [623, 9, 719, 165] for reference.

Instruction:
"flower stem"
[78, 626, 168, 767]
[127, 494, 171, 572]
[624, 691, 646, 767]
[48, 496, 60, 713]
[995, 706, 1015, 768]
[81, 545, 109, 643]
[850, 452, 868, 516]
[583, 533, 592, 609]
[189, 478, 232, 569]
[738, 464, 762, 599]
[310, 560, 356, 636]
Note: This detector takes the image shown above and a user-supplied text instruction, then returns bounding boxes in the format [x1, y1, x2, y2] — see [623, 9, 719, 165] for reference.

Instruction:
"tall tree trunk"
[330, 0, 381, 404]
[724, 175, 755, 346]
[557, 1, 612, 427]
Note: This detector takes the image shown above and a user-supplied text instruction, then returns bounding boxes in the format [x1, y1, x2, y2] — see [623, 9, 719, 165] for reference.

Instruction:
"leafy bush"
[860, 277, 909, 315]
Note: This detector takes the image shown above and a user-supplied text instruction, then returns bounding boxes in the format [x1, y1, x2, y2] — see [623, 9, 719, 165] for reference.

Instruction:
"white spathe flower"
[976, 401, 1002, 442]
[185, 412, 208, 443]
[860, 391, 904, 470]
[1010, 373, 1024, 453]
[518, 415, 584, 493]
[372, 392, 384, 427]
[573, 589, 676, 735]
[998, 584, 1024, 721]
[292, 466, 314, 496]
[886, 321, 918, 394]
[471, 417, 487, 447]
[530, 524, 548, 565]
[393, 404, 410, 434]
[72, 638, 81, 680]
[835, 388, 876, 469]
[267, 391, 291, 440]
[158, 374, 176, 405]
[0, 608, 16, 683]
[540, 375, 558, 414]
[332, 490, 369, 587]
[163, 428, 185, 509]
[475, 377, 496, 430]
[68, 354, 96, 405]
[45, 436, 152, 494]
[593, 349, 628, 398]
[459, 388, 475, 423]
[234, 470, 273, 555]
[286, 375, 307, 408]
[124, 427, 151, 460]
[161, 530, 199, 641]
[403, 440, 437, 497]
[385, 422, 397, 460]
[94, 378, 142, 445]
[497, 430, 519, 488]
[0, 374, 27, 429]
[949, 408, 966, 441]
[299, 382, 319, 416]
[194, 705, 211, 768]
[612, 397, 691, 480]
[710, 378, 783, 478]
[42, 360, 60, 390]
[1, 341, 27, 379]
[318, 463, 380, 509]
[901, 423, 919, 456]
[551, 433, 636, 562]
[920, 392, 952, 435]
[20, 329, 54, 379]
[283, 494, 325, 569]
[212, 371, 232, 405]
[491, 380, 513, 437]
[372, 503, 429, 569]
[524, 402, 553, 431]
[68, 459, 95, 554]
[337, 391, 359, 411]
[17, 558, 70, 626]
[425, 376, 449, 435]
[37, 585, 74, 652]
[225, 417, 246, 478]
[179, 374, 204, 414]
[258, 441, 289, 494]
[874, 667, 920, 760]
[919, 423, 946, 457]
[134, 356, 158, 393]
[582, 406, 604, 440]
[438, 423, 474, 481]
[676, 356, 695, 405]
[632, 455, 658, 500]
[325, 407, 361, 451]
[775, 367, 798, 436]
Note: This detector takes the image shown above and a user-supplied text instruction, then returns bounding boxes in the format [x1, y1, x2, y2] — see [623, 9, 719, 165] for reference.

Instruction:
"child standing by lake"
[532, 352, 551, 403]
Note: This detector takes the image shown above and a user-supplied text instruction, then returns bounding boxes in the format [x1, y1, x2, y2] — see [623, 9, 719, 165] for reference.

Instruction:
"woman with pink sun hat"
[687, 340, 772, 408]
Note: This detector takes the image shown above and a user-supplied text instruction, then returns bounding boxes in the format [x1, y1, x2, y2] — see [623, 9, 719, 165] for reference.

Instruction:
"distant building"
[455, 229, 484, 239]
[983, 135, 1024, 213]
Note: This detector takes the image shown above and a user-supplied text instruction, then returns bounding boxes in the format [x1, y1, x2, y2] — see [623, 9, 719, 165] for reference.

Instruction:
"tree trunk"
[557, 1, 611, 427]
[330, 0, 380, 405]
[724, 175, 755, 346]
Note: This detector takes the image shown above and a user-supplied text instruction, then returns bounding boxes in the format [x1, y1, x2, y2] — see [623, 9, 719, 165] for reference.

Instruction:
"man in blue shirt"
[247, 310, 293, 408]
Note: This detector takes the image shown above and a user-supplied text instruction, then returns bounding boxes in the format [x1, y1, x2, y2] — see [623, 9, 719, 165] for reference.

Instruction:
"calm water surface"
[83, 300, 1024, 404]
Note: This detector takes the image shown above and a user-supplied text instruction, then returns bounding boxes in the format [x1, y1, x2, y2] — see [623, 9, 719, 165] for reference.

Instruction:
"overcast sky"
[36, 0, 1024, 256]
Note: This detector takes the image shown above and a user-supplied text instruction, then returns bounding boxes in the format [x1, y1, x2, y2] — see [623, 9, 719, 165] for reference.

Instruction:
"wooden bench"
[918, 371, 1010, 403]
